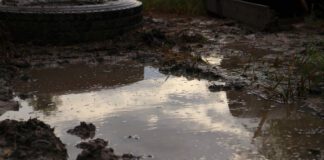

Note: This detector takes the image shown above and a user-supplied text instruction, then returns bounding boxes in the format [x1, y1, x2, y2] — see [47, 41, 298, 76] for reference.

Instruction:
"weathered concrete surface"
[206, 0, 276, 30]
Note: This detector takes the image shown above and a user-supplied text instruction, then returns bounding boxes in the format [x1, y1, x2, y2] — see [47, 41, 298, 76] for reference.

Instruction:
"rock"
[76, 138, 140, 160]
[67, 122, 96, 139]
[0, 119, 67, 160]
[76, 138, 108, 151]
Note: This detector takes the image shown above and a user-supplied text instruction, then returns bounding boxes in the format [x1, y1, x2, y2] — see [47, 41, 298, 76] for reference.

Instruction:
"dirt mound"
[67, 122, 96, 139]
[0, 119, 67, 160]
[76, 138, 140, 160]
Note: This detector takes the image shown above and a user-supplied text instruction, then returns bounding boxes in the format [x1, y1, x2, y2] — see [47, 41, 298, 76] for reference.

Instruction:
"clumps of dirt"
[141, 29, 173, 47]
[178, 30, 207, 43]
[67, 122, 96, 139]
[0, 64, 18, 102]
[76, 138, 141, 160]
[157, 51, 223, 80]
[159, 61, 222, 80]
[209, 80, 247, 92]
[0, 119, 67, 160]
[69, 123, 142, 160]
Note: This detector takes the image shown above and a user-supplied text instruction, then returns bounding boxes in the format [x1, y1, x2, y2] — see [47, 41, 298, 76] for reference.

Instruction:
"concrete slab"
[206, 0, 276, 30]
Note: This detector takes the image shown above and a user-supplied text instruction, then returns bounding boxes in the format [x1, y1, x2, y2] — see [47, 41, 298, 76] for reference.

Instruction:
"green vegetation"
[268, 41, 324, 103]
[140, 0, 206, 15]
[296, 41, 324, 95]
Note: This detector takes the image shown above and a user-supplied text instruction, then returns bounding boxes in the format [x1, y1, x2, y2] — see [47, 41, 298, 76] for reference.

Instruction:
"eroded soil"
[0, 13, 323, 160]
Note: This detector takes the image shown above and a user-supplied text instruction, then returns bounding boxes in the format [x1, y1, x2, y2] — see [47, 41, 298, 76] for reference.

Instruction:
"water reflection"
[227, 91, 324, 160]
[0, 61, 323, 160]
[13, 61, 144, 115]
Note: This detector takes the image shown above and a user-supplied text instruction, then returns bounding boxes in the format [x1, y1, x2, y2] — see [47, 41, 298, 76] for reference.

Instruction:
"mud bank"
[0, 119, 141, 160]
[0, 119, 67, 160]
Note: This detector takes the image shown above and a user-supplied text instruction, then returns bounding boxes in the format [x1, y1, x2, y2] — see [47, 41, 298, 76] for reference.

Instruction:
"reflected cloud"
[0, 65, 285, 160]
[5, 67, 251, 139]
[163, 91, 251, 137]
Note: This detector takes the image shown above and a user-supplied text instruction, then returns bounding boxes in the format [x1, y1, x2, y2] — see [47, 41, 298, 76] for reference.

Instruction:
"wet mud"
[76, 138, 140, 160]
[0, 119, 67, 160]
[67, 122, 96, 139]
[0, 13, 323, 160]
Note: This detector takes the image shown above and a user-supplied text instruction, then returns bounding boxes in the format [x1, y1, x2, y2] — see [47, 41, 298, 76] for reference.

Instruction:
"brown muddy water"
[0, 60, 323, 160]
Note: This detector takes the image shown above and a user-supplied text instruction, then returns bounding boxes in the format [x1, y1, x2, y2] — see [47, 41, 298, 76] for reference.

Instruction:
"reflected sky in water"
[0, 61, 323, 160]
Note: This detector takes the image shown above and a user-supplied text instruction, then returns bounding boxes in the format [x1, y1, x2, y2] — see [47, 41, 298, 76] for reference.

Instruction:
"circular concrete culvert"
[0, 0, 142, 44]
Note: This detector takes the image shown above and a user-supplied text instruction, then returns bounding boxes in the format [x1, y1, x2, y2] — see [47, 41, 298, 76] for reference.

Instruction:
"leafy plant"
[296, 42, 324, 95]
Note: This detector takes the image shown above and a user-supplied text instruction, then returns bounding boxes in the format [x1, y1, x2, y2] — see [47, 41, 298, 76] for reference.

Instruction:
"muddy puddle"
[0, 59, 323, 160]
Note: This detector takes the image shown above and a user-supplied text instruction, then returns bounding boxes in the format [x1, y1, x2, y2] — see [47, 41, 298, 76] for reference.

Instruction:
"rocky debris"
[0, 100, 19, 116]
[76, 138, 140, 160]
[0, 119, 67, 160]
[67, 122, 96, 139]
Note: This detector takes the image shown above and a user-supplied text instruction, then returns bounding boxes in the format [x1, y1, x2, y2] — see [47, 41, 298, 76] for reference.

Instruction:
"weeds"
[140, 0, 206, 15]
[267, 41, 324, 103]
[296, 42, 324, 94]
